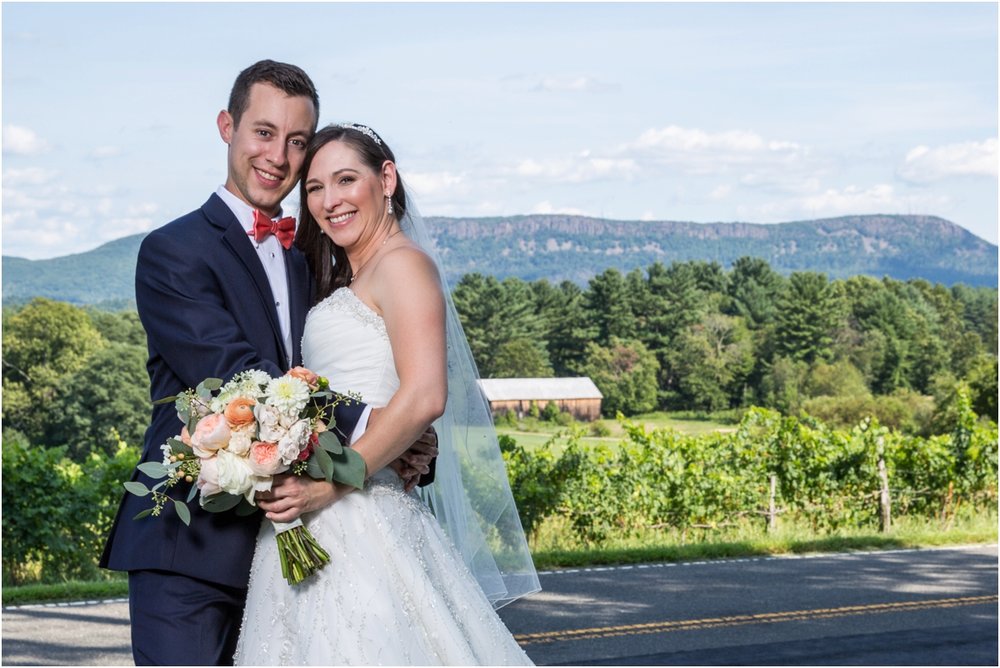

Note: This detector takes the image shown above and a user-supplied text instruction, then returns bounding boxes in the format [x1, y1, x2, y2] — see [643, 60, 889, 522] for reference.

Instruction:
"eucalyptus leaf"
[313, 446, 334, 482]
[318, 430, 343, 455]
[235, 499, 259, 516]
[168, 437, 195, 458]
[331, 448, 367, 490]
[198, 378, 223, 393]
[305, 457, 325, 479]
[132, 508, 155, 520]
[187, 482, 199, 503]
[200, 492, 242, 513]
[137, 462, 170, 479]
[173, 500, 192, 526]
[123, 481, 151, 497]
[152, 394, 179, 405]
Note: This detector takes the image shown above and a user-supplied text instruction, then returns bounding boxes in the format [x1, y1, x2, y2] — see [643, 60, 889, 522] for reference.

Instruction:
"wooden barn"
[477, 377, 604, 422]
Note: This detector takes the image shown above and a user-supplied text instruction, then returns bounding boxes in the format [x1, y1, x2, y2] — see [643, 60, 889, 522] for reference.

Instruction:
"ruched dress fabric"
[234, 288, 532, 666]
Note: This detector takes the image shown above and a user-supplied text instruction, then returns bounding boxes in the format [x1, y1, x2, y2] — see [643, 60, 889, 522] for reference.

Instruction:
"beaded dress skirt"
[234, 288, 532, 666]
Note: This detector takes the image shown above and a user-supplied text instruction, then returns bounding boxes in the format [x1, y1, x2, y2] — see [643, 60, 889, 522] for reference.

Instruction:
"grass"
[496, 410, 736, 450]
[5, 512, 995, 607]
[2, 577, 128, 607]
[528, 510, 998, 570]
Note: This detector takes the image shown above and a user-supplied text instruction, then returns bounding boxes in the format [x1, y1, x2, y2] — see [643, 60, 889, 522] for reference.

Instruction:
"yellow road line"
[515, 594, 998, 645]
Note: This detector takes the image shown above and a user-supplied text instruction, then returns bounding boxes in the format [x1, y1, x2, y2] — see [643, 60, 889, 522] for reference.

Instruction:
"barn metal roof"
[476, 377, 603, 401]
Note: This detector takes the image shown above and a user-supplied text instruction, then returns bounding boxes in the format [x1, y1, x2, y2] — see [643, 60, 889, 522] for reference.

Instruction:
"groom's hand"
[256, 474, 350, 523]
[388, 426, 438, 492]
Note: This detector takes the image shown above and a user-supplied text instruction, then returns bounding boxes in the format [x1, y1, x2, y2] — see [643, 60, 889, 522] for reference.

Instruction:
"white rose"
[228, 427, 254, 457]
[215, 449, 254, 498]
[197, 456, 222, 497]
[255, 403, 287, 443]
[278, 419, 312, 463]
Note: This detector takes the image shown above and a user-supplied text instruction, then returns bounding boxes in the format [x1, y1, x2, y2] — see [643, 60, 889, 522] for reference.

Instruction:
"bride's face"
[304, 140, 388, 250]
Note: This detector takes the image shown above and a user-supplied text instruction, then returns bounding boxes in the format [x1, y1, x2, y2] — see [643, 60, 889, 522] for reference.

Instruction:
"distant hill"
[3, 214, 996, 307]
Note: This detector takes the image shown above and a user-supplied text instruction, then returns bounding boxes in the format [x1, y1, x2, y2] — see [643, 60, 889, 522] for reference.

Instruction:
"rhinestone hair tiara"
[336, 123, 382, 146]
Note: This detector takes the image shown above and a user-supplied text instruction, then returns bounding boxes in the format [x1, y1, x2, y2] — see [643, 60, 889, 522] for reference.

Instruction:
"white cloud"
[620, 124, 812, 179]
[897, 138, 998, 183]
[798, 184, 897, 214]
[635, 126, 771, 153]
[3, 125, 49, 155]
[3, 167, 57, 186]
[108, 216, 156, 237]
[710, 185, 732, 200]
[738, 183, 951, 222]
[512, 153, 639, 183]
[406, 170, 466, 198]
[533, 76, 618, 93]
[530, 201, 590, 216]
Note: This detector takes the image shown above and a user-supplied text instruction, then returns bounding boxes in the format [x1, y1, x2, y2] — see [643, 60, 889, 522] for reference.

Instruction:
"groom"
[100, 60, 435, 665]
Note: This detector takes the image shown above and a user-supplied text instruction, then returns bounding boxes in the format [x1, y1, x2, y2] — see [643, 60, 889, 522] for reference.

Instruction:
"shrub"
[2, 432, 140, 585]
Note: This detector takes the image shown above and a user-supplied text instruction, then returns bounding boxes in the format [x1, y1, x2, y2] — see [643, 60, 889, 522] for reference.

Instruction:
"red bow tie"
[249, 209, 296, 249]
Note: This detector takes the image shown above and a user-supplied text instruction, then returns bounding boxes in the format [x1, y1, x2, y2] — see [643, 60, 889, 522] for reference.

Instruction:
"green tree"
[667, 313, 754, 410]
[48, 342, 150, 458]
[584, 268, 635, 346]
[582, 337, 660, 416]
[725, 256, 783, 329]
[492, 338, 554, 378]
[775, 272, 843, 364]
[759, 356, 810, 414]
[966, 354, 998, 421]
[85, 308, 147, 346]
[804, 359, 870, 399]
[2, 298, 105, 443]
[452, 274, 547, 377]
[532, 280, 594, 376]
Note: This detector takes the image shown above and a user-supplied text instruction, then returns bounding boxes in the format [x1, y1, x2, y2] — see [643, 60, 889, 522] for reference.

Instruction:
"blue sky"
[3, 2, 997, 260]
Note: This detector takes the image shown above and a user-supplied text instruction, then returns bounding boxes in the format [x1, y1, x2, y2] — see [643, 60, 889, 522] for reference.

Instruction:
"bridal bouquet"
[124, 367, 366, 585]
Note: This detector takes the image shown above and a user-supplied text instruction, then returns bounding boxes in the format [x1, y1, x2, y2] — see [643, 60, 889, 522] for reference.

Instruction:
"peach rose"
[190, 413, 231, 458]
[180, 425, 192, 446]
[288, 366, 320, 390]
[224, 397, 257, 429]
[247, 441, 290, 476]
[196, 456, 221, 496]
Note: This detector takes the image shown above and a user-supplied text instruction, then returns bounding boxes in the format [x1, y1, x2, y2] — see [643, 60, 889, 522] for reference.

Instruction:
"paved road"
[3, 544, 996, 665]
[504, 544, 998, 666]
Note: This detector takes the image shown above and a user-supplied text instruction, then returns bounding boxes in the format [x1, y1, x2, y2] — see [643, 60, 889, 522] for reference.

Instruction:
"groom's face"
[217, 82, 317, 216]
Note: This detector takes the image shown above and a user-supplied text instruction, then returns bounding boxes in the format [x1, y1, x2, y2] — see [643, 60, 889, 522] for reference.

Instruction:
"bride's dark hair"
[295, 124, 408, 304]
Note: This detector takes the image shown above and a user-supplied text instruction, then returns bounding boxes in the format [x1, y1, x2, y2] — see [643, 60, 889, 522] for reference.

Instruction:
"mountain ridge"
[3, 214, 996, 307]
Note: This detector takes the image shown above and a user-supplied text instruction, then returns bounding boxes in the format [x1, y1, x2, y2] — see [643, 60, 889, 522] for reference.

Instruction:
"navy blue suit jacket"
[100, 193, 364, 588]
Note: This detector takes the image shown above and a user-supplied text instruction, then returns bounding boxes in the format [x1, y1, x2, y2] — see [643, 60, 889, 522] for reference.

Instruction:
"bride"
[233, 123, 539, 665]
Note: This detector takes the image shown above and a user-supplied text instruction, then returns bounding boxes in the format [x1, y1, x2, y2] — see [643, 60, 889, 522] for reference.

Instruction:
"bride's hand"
[256, 474, 350, 523]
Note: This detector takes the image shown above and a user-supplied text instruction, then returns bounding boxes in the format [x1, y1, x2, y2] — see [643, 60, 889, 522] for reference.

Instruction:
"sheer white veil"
[399, 202, 541, 608]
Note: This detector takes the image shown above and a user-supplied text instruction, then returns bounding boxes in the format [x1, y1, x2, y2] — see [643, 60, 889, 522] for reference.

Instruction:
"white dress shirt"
[215, 186, 293, 369]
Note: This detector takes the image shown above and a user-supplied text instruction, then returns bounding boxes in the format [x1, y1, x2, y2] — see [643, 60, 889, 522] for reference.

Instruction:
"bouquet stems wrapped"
[274, 519, 331, 585]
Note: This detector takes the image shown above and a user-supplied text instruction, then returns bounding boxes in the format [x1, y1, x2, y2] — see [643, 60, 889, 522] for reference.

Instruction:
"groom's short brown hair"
[227, 59, 320, 131]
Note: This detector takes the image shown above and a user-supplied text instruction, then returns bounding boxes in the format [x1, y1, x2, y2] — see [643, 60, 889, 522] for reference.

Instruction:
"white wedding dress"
[234, 288, 533, 666]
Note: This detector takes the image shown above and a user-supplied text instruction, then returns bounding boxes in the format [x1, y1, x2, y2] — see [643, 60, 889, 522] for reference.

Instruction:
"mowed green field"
[496, 412, 736, 450]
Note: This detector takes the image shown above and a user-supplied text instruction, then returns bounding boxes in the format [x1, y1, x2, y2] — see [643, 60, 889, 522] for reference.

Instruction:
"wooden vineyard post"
[877, 435, 891, 532]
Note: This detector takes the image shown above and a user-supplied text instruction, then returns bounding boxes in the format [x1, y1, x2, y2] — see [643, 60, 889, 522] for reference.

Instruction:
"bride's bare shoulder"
[379, 243, 441, 284]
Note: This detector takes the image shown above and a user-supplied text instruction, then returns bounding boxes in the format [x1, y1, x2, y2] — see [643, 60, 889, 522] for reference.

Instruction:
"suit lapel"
[202, 195, 287, 364]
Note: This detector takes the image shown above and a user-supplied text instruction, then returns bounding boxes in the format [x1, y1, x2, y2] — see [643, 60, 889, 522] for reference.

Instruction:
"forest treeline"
[451, 258, 997, 432]
[2, 256, 997, 463]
